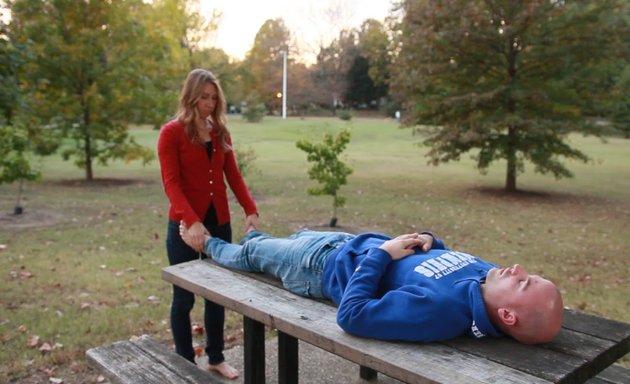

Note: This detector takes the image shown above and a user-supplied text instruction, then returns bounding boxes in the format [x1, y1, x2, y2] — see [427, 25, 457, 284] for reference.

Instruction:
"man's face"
[484, 264, 557, 310]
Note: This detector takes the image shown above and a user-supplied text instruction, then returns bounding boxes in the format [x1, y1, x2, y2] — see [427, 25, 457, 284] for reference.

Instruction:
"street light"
[281, 50, 287, 119]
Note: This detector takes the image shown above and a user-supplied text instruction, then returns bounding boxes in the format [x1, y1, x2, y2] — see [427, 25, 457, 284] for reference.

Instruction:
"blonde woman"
[158, 69, 259, 379]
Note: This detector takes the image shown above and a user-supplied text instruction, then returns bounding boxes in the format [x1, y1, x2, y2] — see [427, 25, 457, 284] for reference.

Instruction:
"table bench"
[86, 334, 224, 384]
[162, 259, 630, 384]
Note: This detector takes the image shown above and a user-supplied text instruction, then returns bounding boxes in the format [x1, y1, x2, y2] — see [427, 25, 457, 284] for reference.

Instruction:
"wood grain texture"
[86, 335, 222, 384]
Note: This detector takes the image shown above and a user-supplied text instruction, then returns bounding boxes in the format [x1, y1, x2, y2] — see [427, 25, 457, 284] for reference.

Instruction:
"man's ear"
[497, 308, 517, 326]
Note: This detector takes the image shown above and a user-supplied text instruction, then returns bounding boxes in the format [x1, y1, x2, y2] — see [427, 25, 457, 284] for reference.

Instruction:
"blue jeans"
[206, 230, 356, 298]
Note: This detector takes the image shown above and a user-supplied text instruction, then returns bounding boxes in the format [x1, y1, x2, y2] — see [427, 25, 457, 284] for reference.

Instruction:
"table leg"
[244, 317, 265, 384]
[360, 365, 378, 381]
[278, 331, 298, 384]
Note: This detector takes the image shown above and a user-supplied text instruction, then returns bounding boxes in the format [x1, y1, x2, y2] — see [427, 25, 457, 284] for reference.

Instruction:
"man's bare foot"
[179, 221, 208, 252]
[208, 362, 240, 380]
[178, 221, 193, 248]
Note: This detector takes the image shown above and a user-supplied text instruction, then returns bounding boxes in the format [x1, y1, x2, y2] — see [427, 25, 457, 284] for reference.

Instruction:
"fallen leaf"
[80, 303, 91, 311]
[39, 342, 53, 353]
[192, 323, 204, 335]
[49, 377, 63, 383]
[19, 271, 33, 280]
[27, 335, 40, 348]
[18, 325, 28, 333]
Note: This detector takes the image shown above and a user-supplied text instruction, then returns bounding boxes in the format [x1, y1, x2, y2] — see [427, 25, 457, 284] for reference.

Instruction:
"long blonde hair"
[175, 68, 231, 151]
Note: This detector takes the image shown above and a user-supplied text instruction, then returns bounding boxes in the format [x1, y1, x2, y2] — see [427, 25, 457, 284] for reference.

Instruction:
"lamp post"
[281, 50, 287, 119]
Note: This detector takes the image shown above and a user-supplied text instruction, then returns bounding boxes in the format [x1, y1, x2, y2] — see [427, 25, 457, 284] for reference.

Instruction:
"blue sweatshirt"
[321, 233, 503, 342]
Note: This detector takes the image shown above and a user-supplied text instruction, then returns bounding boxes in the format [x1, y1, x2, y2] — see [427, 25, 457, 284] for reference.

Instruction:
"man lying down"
[179, 223, 563, 344]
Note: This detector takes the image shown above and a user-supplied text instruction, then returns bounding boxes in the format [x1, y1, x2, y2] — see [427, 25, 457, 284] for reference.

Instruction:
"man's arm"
[335, 245, 465, 342]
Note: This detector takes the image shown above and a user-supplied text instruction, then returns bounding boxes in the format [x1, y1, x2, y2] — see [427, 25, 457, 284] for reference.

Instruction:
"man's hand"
[379, 233, 434, 260]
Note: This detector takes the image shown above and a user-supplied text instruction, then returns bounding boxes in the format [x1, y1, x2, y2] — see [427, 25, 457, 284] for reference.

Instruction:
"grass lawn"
[1, 116, 629, 382]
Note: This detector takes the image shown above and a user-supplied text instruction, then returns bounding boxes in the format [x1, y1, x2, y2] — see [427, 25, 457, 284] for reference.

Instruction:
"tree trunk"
[505, 125, 517, 192]
[505, 159, 517, 192]
[505, 42, 518, 193]
[83, 106, 93, 181]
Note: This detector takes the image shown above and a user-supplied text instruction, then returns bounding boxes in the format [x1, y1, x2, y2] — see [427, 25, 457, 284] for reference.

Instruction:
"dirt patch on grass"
[49, 177, 155, 188]
[0, 209, 66, 229]
[0, 178, 159, 231]
[466, 185, 615, 206]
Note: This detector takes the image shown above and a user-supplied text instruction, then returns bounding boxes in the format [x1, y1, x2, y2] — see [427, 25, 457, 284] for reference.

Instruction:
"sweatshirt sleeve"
[336, 248, 464, 342]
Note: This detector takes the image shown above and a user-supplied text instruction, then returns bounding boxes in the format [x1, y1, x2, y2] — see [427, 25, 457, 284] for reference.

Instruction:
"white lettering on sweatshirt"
[413, 251, 478, 279]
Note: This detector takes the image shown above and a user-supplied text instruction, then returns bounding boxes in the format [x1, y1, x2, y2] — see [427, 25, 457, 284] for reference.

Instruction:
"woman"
[158, 68, 259, 379]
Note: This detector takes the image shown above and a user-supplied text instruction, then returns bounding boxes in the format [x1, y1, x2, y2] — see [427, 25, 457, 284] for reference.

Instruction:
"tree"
[0, 11, 21, 125]
[357, 19, 391, 104]
[610, 67, 630, 138]
[10, 0, 155, 181]
[0, 124, 41, 214]
[392, 0, 628, 191]
[296, 129, 353, 227]
[345, 55, 378, 108]
[313, 29, 360, 111]
[242, 18, 292, 112]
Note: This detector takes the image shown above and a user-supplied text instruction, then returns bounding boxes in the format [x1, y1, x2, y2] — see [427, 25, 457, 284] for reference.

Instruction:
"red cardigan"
[157, 119, 257, 227]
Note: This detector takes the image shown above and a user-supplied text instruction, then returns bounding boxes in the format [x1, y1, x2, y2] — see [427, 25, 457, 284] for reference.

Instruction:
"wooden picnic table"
[162, 259, 630, 384]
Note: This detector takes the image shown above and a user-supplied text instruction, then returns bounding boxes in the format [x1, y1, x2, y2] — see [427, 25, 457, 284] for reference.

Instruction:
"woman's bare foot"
[208, 361, 240, 380]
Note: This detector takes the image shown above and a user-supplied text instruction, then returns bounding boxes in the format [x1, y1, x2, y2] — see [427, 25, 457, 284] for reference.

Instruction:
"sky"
[200, 0, 395, 63]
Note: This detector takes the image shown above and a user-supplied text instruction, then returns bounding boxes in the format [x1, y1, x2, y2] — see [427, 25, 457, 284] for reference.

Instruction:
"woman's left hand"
[244, 214, 259, 232]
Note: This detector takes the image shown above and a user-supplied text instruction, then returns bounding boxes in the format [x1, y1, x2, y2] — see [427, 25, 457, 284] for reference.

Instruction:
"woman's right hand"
[186, 221, 209, 251]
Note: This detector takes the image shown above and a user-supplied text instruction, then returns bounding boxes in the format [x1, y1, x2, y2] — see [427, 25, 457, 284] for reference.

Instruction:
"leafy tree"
[242, 91, 267, 123]
[345, 55, 379, 108]
[357, 19, 391, 103]
[10, 0, 155, 181]
[313, 30, 359, 111]
[610, 67, 630, 138]
[0, 124, 41, 214]
[392, 0, 628, 191]
[0, 12, 21, 125]
[243, 18, 291, 112]
[285, 62, 318, 116]
[296, 129, 353, 227]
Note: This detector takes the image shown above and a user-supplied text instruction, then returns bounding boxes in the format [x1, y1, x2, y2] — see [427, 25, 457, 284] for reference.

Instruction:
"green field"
[1, 116, 629, 382]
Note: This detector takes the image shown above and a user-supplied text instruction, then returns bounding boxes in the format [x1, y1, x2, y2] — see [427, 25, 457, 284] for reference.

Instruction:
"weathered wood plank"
[562, 310, 630, 374]
[86, 335, 221, 384]
[163, 260, 554, 384]
[445, 335, 590, 384]
[586, 364, 630, 384]
[564, 310, 630, 345]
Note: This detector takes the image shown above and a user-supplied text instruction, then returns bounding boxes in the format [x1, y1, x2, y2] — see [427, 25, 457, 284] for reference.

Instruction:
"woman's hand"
[244, 214, 259, 232]
[186, 221, 209, 251]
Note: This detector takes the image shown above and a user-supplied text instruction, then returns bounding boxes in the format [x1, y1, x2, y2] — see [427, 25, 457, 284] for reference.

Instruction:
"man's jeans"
[205, 230, 355, 298]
